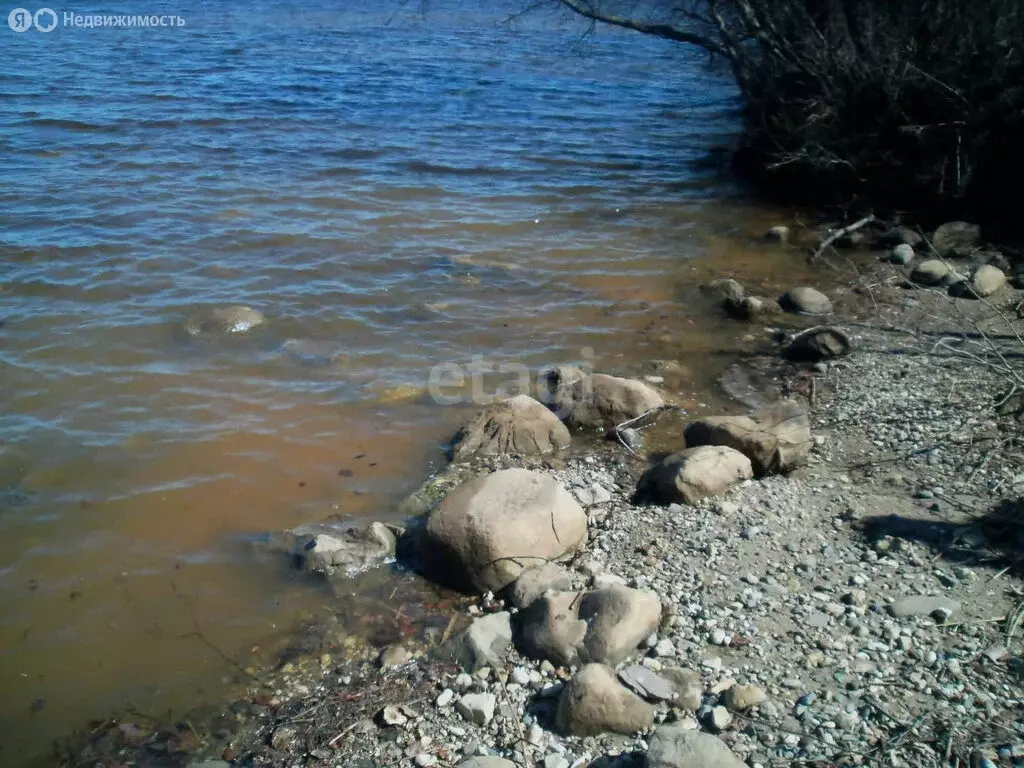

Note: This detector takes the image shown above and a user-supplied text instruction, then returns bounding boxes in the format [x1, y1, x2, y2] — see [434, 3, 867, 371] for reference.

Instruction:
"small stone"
[378, 706, 408, 727]
[414, 755, 437, 767]
[888, 596, 961, 621]
[436, 689, 455, 707]
[378, 645, 413, 669]
[456, 693, 496, 726]
[779, 286, 833, 315]
[889, 243, 915, 264]
[723, 684, 767, 712]
[704, 705, 732, 732]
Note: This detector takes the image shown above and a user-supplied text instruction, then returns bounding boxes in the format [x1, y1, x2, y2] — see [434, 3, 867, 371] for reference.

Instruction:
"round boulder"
[784, 327, 851, 363]
[449, 395, 571, 461]
[422, 469, 587, 593]
[954, 264, 1006, 299]
[889, 244, 915, 265]
[910, 259, 952, 286]
[778, 287, 833, 315]
[542, 368, 664, 431]
[638, 446, 753, 505]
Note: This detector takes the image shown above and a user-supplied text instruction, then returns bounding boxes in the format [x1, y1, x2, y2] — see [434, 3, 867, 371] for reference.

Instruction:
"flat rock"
[507, 562, 574, 608]
[618, 664, 676, 702]
[449, 395, 571, 461]
[556, 663, 655, 736]
[422, 469, 587, 593]
[888, 596, 961, 621]
[542, 367, 664, 431]
[645, 725, 747, 768]
[778, 287, 833, 315]
[451, 611, 512, 672]
[784, 327, 851, 363]
[639, 445, 752, 504]
[723, 684, 767, 711]
[684, 405, 812, 475]
[517, 585, 662, 666]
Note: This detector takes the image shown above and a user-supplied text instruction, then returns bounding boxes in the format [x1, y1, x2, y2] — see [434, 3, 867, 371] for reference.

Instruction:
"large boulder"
[778, 287, 833, 315]
[182, 305, 265, 336]
[516, 585, 662, 666]
[932, 221, 981, 259]
[449, 395, 571, 461]
[421, 469, 587, 593]
[637, 446, 752, 505]
[645, 725, 747, 768]
[284, 522, 398, 578]
[555, 664, 656, 736]
[683, 406, 812, 475]
[542, 367, 664, 431]
[910, 259, 954, 286]
[949, 264, 1007, 299]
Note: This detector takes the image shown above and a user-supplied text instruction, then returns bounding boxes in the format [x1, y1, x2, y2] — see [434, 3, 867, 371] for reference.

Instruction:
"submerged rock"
[182, 305, 265, 336]
[286, 522, 399, 578]
[421, 469, 587, 593]
[638, 446, 753, 504]
[449, 395, 570, 461]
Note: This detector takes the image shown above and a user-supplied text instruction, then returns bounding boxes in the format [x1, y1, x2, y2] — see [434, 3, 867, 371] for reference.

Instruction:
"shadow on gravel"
[859, 497, 1024, 574]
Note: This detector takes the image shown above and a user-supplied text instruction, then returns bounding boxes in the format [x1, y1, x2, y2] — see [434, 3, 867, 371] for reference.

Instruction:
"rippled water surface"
[0, 2, 824, 762]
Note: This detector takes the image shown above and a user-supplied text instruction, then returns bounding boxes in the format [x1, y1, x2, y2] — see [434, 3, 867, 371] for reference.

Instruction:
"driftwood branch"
[809, 215, 876, 262]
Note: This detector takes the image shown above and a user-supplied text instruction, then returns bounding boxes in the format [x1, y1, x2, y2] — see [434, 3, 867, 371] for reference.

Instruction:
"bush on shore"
[547, 0, 1024, 235]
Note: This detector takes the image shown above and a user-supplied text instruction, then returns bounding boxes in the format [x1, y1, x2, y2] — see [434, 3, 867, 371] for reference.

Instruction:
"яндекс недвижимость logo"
[7, 8, 185, 31]
[8, 8, 57, 32]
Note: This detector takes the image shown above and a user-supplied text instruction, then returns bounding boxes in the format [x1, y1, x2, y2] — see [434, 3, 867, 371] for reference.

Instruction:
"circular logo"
[7, 8, 33, 32]
[34, 8, 57, 32]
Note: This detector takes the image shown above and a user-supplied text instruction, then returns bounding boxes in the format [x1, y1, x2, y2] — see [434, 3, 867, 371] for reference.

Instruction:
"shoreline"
[60, 229, 1024, 768]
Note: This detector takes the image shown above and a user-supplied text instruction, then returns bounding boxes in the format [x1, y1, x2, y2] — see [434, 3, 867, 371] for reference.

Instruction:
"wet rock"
[725, 295, 781, 321]
[507, 562, 573, 609]
[449, 395, 571, 461]
[456, 693, 496, 726]
[182, 305, 265, 336]
[683, 406, 811, 475]
[778, 287, 833, 316]
[542, 367, 664, 431]
[422, 468, 587, 593]
[618, 664, 676, 702]
[722, 684, 767, 711]
[784, 326, 851, 363]
[556, 663, 656, 736]
[451, 611, 512, 672]
[950, 264, 1006, 299]
[701, 278, 745, 303]
[517, 585, 662, 666]
[638, 446, 753, 504]
[932, 221, 982, 258]
[288, 522, 398, 578]
[645, 725, 747, 768]
[910, 259, 953, 286]
[889, 596, 961, 621]
[889, 244, 915, 265]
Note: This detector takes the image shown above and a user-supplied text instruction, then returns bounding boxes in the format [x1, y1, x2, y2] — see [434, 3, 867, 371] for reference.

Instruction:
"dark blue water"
[0, 2, 742, 761]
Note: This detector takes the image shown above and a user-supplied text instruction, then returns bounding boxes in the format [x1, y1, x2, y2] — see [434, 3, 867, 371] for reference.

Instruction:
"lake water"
[0, 1, 817, 762]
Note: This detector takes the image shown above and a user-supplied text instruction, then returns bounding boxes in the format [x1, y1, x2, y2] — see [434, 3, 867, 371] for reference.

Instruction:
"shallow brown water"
[0, 2, 834, 762]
